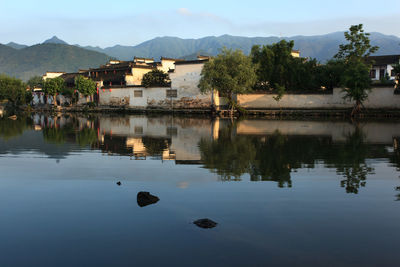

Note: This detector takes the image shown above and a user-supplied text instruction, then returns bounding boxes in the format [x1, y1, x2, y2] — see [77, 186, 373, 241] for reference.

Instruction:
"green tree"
[26, 76, 44, 89]
[251, 40, 321, 93]
[199, 48, 257, 112]
[75, 75, 96, 97]
[315, 60, 345, 90]
[0, 74, 27, 107]
[141, 69, 170, 87]
[334, 24, 379, 116]
[43, 77, 65, 106]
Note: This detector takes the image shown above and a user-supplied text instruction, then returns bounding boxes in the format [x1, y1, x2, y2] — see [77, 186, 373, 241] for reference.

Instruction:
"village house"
[368, 55, 400, 81]
[94, 56, 212, 108]
[42, 71, 65, 80]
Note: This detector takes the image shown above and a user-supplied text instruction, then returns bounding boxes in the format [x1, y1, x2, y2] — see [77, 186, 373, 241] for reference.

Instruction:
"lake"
[0, 113, 400, 266]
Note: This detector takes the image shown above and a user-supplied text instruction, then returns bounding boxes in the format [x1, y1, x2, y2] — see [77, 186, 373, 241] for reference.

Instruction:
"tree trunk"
[351, 100, 361, 117]
[53, 94, 58, 107]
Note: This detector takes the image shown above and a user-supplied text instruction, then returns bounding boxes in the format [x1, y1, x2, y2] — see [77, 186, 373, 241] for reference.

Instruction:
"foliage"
[272, 84, 285, 102]
[141, 70, 170, 88]
[26, 76, 44, 89]
[315, 60, 346, 90]
[199, 48, 257, 110]
[341, 60, 371, 106]
[0, 74, 27, 106]
[43, 77, 65, 97]
[251, 40, 322, 92]
[334, 24, 379, 62]
[75, 75, 96, 96]
[334, 24, 379, 116]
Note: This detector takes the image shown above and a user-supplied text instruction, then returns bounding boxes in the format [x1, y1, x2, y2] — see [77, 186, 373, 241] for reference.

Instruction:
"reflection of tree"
[199, 127, 256, 181]
[43, 127, 68, 144]
[249, 132, 328, 187]
[76, 128, 97, 147]
[395, 187, 400, 201]
[199, 123, 385, 192]
[141, 137, 171, 156]
[324, 127, 374, 194]
[0, 116, 32, 140]
[43, 117, 96, 147]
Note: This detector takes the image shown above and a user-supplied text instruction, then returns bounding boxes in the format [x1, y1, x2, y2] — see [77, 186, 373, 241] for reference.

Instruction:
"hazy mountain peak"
[43, 36, 68, 45]
[5, 42, 28, 50]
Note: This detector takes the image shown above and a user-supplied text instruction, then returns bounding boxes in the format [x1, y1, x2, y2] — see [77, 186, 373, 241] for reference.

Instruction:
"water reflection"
[1, 114, 400, 194]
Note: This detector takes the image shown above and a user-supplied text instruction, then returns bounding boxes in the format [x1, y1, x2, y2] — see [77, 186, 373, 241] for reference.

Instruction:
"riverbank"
[28, 105, 400, 119]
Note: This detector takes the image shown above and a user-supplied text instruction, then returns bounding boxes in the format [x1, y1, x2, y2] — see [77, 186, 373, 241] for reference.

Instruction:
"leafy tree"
[0, 74, 27, 106]
[199, 48, 257, 112]
[334, 24, 379, 62]
[75, 75, 96, 97]
[27, 76, 44, 89]
[43, 77, 65, 106]
[142, 70, 170, 87]
[251, 40, 321, 93]
[315, 60, 345, 90]
[334, 24, 379, 116]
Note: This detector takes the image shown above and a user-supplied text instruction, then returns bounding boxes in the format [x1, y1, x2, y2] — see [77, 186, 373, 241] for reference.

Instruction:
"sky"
[0, 0, 399, 47]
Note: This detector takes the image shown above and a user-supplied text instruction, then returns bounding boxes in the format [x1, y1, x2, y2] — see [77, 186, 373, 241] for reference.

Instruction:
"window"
[134, 90, 143, 97]
[370, 69, 376, 79]
[167, 127, 178, 136]
[166, 89, 177, 98]
[134, 126, 143, 134]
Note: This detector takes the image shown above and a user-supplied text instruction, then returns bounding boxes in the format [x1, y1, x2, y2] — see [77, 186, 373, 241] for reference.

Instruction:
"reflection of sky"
[0, 150, 400, 265]
[2, 118, 400, 266]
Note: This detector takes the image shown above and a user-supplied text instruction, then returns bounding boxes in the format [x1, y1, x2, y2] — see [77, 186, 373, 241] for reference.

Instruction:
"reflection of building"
[96, 116, 214, 162]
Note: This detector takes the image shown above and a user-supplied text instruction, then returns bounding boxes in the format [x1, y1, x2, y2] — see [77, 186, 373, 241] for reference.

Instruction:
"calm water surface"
[1, 114, 400, 266]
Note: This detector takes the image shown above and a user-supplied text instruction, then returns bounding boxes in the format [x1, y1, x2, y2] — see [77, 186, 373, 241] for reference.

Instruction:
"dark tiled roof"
[161, 57, 185, 61]
[60, 72, 84, 84]
[174, 59, 209, 65]
[367, 55, 400, 66]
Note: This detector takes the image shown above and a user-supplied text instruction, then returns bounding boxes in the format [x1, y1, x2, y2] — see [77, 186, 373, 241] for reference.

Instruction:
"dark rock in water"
[116, 181, 122, 186]
[137, 192, 160, 207]
[194, 219, 218, 229]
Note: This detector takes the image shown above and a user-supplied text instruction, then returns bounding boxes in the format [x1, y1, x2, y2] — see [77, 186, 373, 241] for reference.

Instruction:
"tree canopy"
[75, 75, 96, 96]
[26, 76, 44, 89]
[0, 74, 27, 106]
[141, 69, 170, 88]
[334, 24, 379, 116]
[199, 48, 257, 109]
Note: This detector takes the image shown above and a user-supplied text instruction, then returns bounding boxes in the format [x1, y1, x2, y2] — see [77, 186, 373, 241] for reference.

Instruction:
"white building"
[368, 55, 400, 81]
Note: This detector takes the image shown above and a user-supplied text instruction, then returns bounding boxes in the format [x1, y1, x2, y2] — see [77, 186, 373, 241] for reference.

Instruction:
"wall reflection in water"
[1, 114, 400, 194]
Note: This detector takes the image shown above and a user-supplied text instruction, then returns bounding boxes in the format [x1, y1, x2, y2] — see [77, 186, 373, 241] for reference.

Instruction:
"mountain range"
[1, 32, 400, 80]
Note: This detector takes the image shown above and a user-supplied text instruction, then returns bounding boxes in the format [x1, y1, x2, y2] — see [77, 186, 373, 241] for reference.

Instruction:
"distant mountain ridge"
[0, 43, 110, 81]
[79, 32, 400, 62]
[43, 36, 68, 45]
[1, 32, 400, 80]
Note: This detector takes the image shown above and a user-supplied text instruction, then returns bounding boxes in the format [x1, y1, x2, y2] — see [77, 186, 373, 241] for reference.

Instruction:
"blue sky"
[0, 0, 399, 47]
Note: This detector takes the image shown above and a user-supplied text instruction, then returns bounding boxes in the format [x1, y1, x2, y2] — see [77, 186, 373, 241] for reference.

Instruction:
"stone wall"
[98, 86, 211, 109]
[233, 87, 400, 109]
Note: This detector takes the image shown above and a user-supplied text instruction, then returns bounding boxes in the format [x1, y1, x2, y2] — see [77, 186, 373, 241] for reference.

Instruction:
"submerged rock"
[193, 218, 218, 229]
[137, 192, 160, 207]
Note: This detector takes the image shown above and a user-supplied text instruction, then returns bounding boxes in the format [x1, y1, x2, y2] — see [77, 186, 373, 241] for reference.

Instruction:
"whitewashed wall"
[234, 87, 400, 109]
